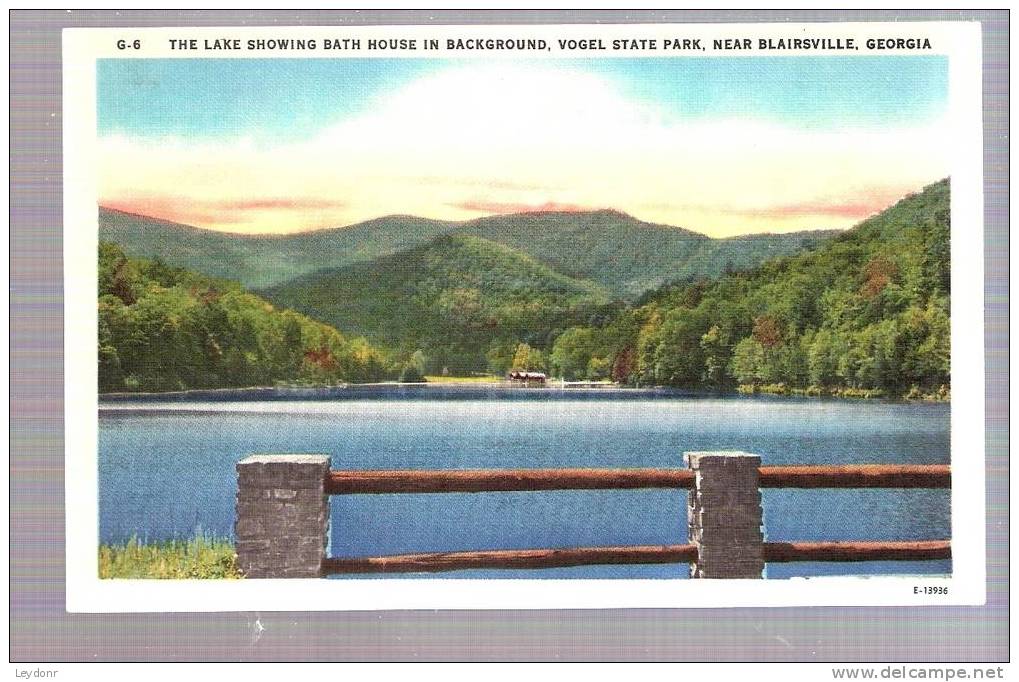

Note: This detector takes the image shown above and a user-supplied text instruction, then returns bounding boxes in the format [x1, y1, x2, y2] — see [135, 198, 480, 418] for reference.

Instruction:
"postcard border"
[11, 8, 1010, 662]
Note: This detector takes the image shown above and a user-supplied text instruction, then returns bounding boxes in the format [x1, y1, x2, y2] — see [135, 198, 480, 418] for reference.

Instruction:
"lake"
[98, 386, 951, 579]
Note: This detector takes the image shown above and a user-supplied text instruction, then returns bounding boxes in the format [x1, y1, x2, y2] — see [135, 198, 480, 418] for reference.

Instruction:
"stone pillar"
[685, 451, 764, 579]
[235, 454, 330, 578]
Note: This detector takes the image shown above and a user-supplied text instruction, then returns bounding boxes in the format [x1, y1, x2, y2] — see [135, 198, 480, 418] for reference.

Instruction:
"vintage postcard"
[62, 20, 985, 612]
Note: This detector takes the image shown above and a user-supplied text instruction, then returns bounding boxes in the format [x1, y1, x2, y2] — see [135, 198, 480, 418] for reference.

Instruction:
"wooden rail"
[762, 540, 951, 563]
[322, 540, 950, 574]
[322, 544, 698, 574]
[324, 464, 950, 494]
[325, 467, 694, 494]
[758, 465, 950, 489]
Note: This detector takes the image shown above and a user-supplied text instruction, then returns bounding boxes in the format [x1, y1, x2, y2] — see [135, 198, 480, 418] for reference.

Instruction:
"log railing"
[319, 540, 951, 575]
[234, 453, 951, 579]
[324, 464, 950, 495]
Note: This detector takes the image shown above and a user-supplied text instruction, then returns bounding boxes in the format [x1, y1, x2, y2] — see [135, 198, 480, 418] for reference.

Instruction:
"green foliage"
[510, 343, 548, 372]
[548, 308, 644, 382]
[559, 179, 951, 395]
[265, 234, 610, 375]
[98, 242, 394, 392]
[485, 339, 518, 375]
[398, 363, 426, 383]
[550, 327, 598, 379]
[98, 535, 241, 579]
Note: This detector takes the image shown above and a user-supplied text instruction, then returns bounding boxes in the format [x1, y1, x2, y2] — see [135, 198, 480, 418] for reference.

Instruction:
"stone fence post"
[235, 454, 330, 578]
[685, 451, 765, 579]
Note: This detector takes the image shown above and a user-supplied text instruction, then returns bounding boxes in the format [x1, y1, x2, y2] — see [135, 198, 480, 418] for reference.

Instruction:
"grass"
[99, 535, 242, 579]
[737, 383, 950, 401]
[738, 382, 889, 399]
[423, 374, 502, 384]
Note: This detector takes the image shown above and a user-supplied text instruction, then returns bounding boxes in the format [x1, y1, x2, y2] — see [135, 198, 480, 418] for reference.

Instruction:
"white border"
[64, 22, 985, 612]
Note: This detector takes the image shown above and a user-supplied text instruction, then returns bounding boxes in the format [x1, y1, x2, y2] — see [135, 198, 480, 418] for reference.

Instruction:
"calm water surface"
[98, 387, 951, 578]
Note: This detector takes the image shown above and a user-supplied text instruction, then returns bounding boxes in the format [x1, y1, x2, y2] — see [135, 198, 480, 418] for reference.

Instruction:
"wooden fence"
[234, 452, 950, 579]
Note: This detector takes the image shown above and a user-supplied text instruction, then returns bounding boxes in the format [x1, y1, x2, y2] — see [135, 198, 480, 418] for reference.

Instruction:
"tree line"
[98, 242, 393, 392]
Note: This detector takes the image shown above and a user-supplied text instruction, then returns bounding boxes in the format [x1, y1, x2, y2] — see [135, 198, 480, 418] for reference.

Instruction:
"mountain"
[98, 207, 457, 290]
[98, 206, 837, 299]
[262, 234, 615, 374]
[461, 209, 837, 298]
[545, 178, 951, 396]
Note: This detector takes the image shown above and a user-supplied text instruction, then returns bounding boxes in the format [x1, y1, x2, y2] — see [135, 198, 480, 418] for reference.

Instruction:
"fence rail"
[321, 540, 951, 575]
[322, 544, 699, 574]
[762, 540, 951, 563]
[234, 454, 951, 579]
[323, 464, 950, 495]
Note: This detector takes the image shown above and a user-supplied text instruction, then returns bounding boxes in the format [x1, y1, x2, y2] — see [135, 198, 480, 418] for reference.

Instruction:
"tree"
[807, 328, 839, 386]
[586, 356, 611, 380]
[550, 327, 596, 379]
[752, 315, 783, 348]
[398, 363, 426, 383]
[611, 346, 636, 384]
[902, 298, 950, 388]
[485, 339, 517, 375]
[860, 254, 898, 299]
[511, 343, 547, 372]
[730, 337, 766, 384]
[700, 325, 728, 385]
[651, 307, 708, 385]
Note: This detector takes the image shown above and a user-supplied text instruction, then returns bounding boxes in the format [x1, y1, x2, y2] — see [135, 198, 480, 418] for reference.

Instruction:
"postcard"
[62, 20, 985, 612]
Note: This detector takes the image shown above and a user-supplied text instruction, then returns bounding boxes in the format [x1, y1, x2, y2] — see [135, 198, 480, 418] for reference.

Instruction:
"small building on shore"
[507, 370, 547, 386]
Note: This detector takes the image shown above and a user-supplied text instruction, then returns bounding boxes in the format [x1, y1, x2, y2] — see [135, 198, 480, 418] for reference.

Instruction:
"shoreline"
[98, 381, 650, 402]
[736, 383, 951, 403]
[98, 381, 950, 404]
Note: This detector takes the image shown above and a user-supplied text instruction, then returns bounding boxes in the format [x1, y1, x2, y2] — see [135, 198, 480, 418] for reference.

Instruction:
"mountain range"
[98, 207, 838, 300]
[96, 181, 947, 387]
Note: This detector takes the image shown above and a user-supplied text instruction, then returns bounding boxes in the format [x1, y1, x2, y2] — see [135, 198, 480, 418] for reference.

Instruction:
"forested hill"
[98, 242, 393, 393]
[99, 206, 836, 299]
[263, 234, 615, 375]
[461, 209, 837, 299]
[547, 179, 951, 398]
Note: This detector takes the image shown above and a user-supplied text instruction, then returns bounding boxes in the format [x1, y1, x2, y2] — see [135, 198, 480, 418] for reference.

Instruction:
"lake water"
[98, 386, 951, 579]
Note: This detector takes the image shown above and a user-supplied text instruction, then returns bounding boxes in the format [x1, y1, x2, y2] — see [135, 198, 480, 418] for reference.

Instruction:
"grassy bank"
[99, 536, 241, 579]
[423, 374, 502, 384]
[736, 383, 950, 401]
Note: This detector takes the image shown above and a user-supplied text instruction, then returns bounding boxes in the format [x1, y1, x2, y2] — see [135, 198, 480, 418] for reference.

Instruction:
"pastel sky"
[97, 57, 949, 236]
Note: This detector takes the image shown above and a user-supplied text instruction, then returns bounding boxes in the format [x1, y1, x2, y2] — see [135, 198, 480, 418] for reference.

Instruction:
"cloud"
[104, 196, 249, 226]
[651, 185, 917, 222]
[751, 193, 911, 220]
[98, 63, 951, 236]
[103, 195, 347, 230]
[412, 175, 561, 192]
[451, 199, 596, 215]
[210, 198, 346, 211]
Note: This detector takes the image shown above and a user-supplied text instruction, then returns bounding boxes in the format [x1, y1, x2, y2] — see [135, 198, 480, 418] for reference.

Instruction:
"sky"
[97, 57, 950, 237]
